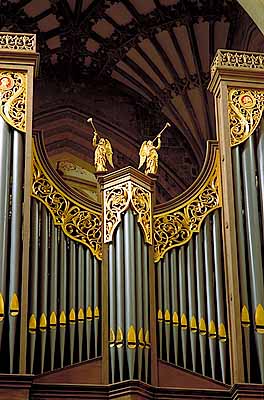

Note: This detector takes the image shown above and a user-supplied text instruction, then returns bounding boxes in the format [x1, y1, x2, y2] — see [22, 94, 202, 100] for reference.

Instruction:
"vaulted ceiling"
[0, 0, 262, 202]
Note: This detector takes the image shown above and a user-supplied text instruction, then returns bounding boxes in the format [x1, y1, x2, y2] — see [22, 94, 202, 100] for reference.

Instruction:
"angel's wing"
[105, 139, 114, 168]
[138, 141, 148, 170]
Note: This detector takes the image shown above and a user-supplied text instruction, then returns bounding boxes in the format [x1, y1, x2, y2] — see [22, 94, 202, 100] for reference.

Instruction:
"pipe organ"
[0, 33, 263, 399]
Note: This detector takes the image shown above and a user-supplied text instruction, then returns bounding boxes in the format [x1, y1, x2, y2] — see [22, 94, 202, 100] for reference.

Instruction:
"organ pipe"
[232, 146, 251, 381]
[178, 246, 187, 369]
[124, 210, 136, 380]
[0, 117, 11, 352]
[40, 205, 49, 373]
[115, 223, 124, 381]
[78, 245, 85, 362]
[241, 135, 264, 383]
[170, 250, 179, 366]
[212, 210, 227, 383]
[195, 233, 207, 376]
[85, 248, 92, 360]
[50, 222, 58, 370]
[109, 242, 116, 383]
[9, 129, 24, 373]
[187, 238, 197, 372]
[135, 222, 144, 380]
[29, 199, 39, 373]
[204, 219, 216, 379]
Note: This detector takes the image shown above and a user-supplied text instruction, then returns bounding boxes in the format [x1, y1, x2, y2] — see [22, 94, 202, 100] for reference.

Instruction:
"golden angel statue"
[138, 122, 171, 175]
[87, 118, 114, 173]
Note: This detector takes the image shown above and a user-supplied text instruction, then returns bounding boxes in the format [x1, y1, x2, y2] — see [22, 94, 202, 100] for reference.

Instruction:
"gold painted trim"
[138, 327, 145, 348]
[228, 88, 264, 147]
[157, 309, 163, 321]
[109, 328, 115, 347]
[255, 304, 264, 333]
[39, 313, 47, 330]
[29, 314, 37, 333]
[218, 323, 227, 342]
[116, 327, 124, 348]
[10, 293, 19, 317]
[153, 150, 221, 262]
[199, 318, 207, 335]
[86, 306, 93, 319]
[0, 71, 27, 132]
[190, 316, 197, 332]
[164, 309, 170, 324]
[241, 305, 250, 328]
[94, 306, 100, 319]
[50, 311, 57, 328]
[208, 320, 216, 339]
[181, 313, 187, 329]
[69, 308, 76, 323]
[78, 308, 85, 321]
[172, 311, 179, 325]
[127, 325, 137, 349]
[32, 142, 102, 260]
[59, 311, 66, 326]
[145, 329, 151, 349]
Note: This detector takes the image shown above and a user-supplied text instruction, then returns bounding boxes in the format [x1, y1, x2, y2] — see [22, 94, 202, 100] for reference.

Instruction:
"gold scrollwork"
[153, 153, 221, 262]
[228, 88, 264, 146]
[32, 144, 102, 260]
[0, 71, 27, 132]
[0, 33, 36, 52]
[104, 181, 152, 244]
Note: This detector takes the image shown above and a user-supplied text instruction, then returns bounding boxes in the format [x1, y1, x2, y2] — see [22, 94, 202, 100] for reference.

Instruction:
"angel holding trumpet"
[87, 118, 114, 173]
[138, 122, 171, 175]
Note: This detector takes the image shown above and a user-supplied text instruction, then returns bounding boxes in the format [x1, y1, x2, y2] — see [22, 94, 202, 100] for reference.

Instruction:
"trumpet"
[153, 122, 171, 143]
[87, 117, 98, 134]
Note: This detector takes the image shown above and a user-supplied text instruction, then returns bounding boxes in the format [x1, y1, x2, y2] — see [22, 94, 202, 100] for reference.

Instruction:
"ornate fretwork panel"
[211, 49, 264, 75]
[228, 88, 264, 146]
[32, 144, 102, 260]
[153, 151, 221, 262]
[104, 180, 152, 245]
[0, 71, 27, 132]
[0, 32, 36, 52]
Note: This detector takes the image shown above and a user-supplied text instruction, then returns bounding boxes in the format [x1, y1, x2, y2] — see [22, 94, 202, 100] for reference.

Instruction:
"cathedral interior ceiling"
[0, 0, 263, 202]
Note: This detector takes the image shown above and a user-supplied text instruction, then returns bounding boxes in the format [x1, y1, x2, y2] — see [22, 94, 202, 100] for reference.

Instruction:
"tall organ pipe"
[69, 241, 76, 365]
[115, 223, 124, 381]
[29, 199, 39, 373]
[241, 135, 264, 383]
[85, 248, 92, 360]
[59, 232, 67, 368]
[212, 211, 226, 383]
[0, 117, 11, 350]
[93, 257, 99, 358]
[109, 242, 116, 383]
[78, 245, 85, 362]
[142, 242, 150, 382]
[170, 250, 179, 366]
[204, 218, 216, 379]
[163, 252, 171, 362]
[187, 238, 197, 372]
[124, 210, 136, 380]
[50, 222, 58, 370]
[232, 147, 251, 380]
[178, 246, 187, 368]
[157, 261, 163, 359]
[195, 233, 207, 376]
[135, 223, 143, 380]
[258, 121, 264, 240]
[40, 205, 49, 373]
[9, 129, 24, 373]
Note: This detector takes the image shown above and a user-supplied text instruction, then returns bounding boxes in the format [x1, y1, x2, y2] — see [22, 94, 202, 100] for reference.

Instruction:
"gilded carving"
[0, 33, 36, 52]
[228, 88, 264, 146]
[211, 49, 264, 75]
[153, 152, 221, 262]
[104, 181, 152, 244]
[0, 71, 27, 132]
[32, 144, 102, 260]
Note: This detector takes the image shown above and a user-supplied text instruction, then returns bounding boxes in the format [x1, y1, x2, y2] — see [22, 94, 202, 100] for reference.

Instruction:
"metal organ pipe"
[109, 242, 116, 382]
[9, 129, 24, 373]
[241, 135, 264, 383]
[135, 222, 144, 380]
[50, 222, 58, 370]
[115, 223, 124, 381]
[0, 117, 11, 352]
[170, 250, 179, 366]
